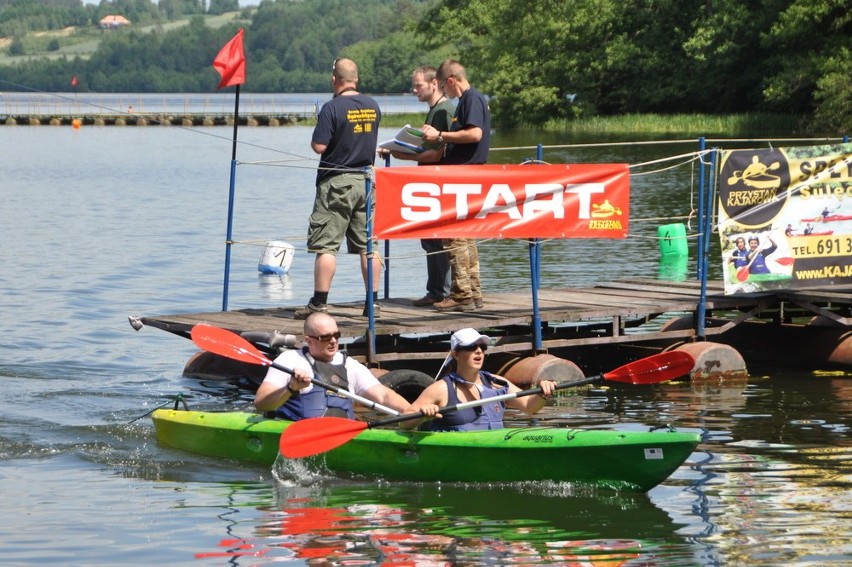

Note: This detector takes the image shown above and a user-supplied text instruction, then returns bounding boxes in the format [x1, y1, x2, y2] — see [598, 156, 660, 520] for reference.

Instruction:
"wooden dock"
[3, 114, 314, 127]
[135, 278, 852, 371]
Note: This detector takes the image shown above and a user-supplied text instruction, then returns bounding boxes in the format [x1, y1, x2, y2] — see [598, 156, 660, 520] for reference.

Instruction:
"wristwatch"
[437, 132, 444, 144]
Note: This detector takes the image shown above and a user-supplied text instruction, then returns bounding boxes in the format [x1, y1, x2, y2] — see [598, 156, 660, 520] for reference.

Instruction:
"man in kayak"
[401, 328, 557, 431]
[255, 313, 411, 420]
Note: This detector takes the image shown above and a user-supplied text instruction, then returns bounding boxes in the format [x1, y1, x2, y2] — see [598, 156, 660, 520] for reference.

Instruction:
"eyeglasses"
[438, 78, 447, 91]
[456, 343, 487, 352]
[307, 331, 341, 342]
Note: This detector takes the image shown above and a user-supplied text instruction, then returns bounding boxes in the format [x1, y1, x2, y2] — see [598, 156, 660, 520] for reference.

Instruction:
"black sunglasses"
[307, 331, 341, 342]
[456, 343, 487, 352]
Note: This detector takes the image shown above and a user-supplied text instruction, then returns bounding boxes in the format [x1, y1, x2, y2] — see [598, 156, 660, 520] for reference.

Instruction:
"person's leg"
[468, 240, 483, 308]
[418, 238, 450, 304]
[359, 251, 381, 294]
[343, 173, 381, 315]
[314, 252, 336, 293]
[434, 238, 473, 311]
[296, 177, 347, 318]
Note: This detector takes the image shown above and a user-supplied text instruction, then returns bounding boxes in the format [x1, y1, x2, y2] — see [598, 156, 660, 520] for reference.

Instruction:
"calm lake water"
[1, 119, 850, 565]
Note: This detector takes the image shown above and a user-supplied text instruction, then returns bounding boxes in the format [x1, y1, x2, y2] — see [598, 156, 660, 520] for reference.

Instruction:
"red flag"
[71, 75, 78, 88]
[212, 29, 246, 89]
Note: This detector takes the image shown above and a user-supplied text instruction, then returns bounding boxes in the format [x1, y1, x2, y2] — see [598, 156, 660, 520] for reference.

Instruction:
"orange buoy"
[499, 353, 584, 388]
[668, 342, 747, 380]
[72, 118, 81, 129]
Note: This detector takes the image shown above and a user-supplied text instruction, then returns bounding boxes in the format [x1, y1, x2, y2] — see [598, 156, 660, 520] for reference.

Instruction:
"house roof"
[99, 15, 131, 26]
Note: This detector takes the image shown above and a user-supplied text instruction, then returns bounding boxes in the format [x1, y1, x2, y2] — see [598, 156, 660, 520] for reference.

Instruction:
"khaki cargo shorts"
[306, 172, 375, 255]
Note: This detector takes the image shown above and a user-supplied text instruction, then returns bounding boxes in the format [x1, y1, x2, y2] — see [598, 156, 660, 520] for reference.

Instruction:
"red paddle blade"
[774, 256, 794, 266]
[603, 351, 694, 384]
[190, 323, 271, 366]
[279, 417, 368, 459]
[736, 266, 749, 282]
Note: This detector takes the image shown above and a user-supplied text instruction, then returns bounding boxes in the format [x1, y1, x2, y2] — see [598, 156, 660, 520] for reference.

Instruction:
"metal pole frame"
[529, 144, 545, 351]
[364, 168, 377, 361]
[221, 84, 241, 311]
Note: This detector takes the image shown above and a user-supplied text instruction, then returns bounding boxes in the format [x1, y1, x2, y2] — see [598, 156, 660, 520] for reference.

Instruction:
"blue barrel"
[658, 223, 688, 258]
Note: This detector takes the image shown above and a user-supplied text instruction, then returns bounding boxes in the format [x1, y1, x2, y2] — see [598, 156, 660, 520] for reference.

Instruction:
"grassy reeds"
[382, 112, 810, 135]
[548, 113, 808, 135]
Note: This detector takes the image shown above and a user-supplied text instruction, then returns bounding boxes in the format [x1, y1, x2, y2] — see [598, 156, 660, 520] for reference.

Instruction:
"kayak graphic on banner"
[718, 143, 852, 294]
[374, 164, 630, 240]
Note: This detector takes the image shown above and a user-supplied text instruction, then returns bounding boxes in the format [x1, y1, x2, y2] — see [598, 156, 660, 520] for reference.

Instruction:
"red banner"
[374, 164, 629, 239]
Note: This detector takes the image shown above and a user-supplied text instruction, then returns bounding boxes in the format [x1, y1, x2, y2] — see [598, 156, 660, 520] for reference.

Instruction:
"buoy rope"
[128, 393, 189, 424]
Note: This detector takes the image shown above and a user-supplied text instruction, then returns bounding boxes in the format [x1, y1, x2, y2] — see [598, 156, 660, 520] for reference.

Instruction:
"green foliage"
[208, 0, 239, 16]
[8, 36, 24, 55]
[810, 47, 852, 134]
[0, 0, 848, 133]
[546, 112, 804, 136]
[81, 19, 235, 92]
[245, 0, 430, 93]
[0, 0, 90, 37]
[341, 30, 450, 94]
[412, 0, 849, 132]
[760, 0, 852, 132]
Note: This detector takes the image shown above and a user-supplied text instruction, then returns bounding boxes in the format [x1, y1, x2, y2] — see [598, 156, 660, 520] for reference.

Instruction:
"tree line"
[0, 0, 848, 133]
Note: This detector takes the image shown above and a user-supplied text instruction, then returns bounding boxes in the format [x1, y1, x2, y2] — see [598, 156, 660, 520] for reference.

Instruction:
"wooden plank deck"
[136, 278, 852, 365]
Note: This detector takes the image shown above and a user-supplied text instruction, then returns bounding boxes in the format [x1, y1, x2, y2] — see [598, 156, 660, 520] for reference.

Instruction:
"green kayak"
[152, 409, 700, 491]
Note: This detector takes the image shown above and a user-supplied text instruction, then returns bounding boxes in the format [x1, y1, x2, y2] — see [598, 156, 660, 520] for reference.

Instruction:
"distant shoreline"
[0, 112, 425, 127]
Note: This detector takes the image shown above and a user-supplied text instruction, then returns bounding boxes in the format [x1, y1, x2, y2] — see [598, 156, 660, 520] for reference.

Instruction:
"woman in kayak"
[727, 236, 749, 268]
[402, 328, 558, 431]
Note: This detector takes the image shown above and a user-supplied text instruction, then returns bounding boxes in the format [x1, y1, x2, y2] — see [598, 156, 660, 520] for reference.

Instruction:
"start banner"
[718, 143, 852, 294]
[373, 164, 629, 239]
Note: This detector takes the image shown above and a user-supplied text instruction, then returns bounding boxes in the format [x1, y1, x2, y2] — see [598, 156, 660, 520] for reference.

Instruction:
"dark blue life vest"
[276, 348, 355, 421]
[427, 371, 509, 431]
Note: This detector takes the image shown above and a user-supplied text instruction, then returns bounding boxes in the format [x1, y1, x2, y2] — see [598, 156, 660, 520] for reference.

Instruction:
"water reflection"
[191, 481, 700, 565]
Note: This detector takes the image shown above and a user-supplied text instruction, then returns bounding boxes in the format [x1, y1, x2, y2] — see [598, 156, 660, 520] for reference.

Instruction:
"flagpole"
[221, 84, 241, 311]
[213, 27, 246, 312]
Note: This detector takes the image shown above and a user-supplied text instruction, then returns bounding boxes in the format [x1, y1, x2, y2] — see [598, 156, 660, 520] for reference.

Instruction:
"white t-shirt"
[264, 348, 381, 396]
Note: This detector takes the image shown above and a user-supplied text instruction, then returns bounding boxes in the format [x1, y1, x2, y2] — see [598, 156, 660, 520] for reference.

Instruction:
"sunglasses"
[307, 331, 341, 342]
[438, 78, 447, 91]
[332, 58, 339, 71]
[456, 343, 487, 352]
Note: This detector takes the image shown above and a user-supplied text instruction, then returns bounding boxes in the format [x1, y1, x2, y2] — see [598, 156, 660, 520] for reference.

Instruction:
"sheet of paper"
[378, 125, 435, 154]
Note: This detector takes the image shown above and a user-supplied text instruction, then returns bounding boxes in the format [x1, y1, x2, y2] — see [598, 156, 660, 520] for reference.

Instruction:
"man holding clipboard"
[380, 65, 455, 308]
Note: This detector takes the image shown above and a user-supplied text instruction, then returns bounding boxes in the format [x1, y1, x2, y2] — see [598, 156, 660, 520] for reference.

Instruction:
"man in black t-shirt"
[421, 60, 490, 312]
[295, 58, 382, 320]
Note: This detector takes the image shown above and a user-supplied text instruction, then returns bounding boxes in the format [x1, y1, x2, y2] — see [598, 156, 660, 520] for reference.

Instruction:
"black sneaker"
[294, 302, 328, 320]
[362, 303, 381, 318]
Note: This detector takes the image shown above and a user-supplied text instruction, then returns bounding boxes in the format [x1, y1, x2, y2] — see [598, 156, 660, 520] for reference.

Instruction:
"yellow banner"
[718, 143, 852, 294]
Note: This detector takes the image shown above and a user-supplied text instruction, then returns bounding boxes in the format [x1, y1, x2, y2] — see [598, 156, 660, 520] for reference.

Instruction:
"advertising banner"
[374, 164, 630, 240]
[718, 143, 852, 294]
